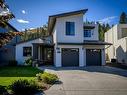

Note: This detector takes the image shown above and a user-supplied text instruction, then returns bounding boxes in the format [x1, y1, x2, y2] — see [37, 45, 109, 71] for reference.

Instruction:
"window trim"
[66, 22, 75, 36]
[23, 47, 32, 57]
[84, 29, 92, 37]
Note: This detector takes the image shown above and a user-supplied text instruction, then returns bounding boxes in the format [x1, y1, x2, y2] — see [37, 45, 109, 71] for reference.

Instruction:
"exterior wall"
[105, 24, 127, 64]
[16, 38, 44, 64]
[116, 38, 127, 63]
[55, 14, 84, 43]
[117, 24, 127, 39]
[84, 24, 99, 41]
[105, 25, 118, 61]
[54, 45, 84, 67]
[0, 43, 16, 65]
[53, 23, 57, 44]
[0, 26, 18, 65]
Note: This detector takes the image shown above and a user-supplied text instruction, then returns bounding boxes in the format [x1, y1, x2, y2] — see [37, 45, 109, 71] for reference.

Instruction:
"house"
[16, 9, 111, 67]
[0, 23, 18, 33]
[105, 24, 127, 64]
[0, 23, 19, 65]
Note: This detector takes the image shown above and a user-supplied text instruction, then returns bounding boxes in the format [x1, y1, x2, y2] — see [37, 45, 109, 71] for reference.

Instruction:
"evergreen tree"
[119, 12, 127, 24]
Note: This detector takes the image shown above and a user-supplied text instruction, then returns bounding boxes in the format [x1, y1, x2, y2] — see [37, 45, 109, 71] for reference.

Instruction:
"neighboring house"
[105, 24, 127, 64]
[0, 23, 18, 33]
[16, 9, 111, 67]
[0, 23, 19, 65]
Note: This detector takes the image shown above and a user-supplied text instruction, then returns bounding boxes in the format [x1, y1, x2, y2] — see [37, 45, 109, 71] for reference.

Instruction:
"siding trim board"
[57, 41, 112, 45]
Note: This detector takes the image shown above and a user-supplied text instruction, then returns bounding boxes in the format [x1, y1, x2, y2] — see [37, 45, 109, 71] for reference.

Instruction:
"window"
[121, 28, 127, 38]
[84, 30, 91, 37]
[66, 22, 75, 35]
[23, 47, 32, 57]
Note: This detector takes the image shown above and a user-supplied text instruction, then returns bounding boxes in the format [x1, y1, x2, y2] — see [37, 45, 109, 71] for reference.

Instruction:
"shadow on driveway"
[38, 66, 127, 77]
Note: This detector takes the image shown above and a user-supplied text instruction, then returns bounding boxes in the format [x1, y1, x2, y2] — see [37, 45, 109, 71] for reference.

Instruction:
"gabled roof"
[6, 23, 19, 32]
[48, 9, 88, 34]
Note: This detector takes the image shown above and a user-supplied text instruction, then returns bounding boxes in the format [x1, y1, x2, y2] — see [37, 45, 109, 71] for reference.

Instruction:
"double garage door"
[62, 48, 101, 67]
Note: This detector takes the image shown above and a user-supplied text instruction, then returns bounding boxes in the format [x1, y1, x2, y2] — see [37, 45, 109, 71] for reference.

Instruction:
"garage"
[62, 48, 79, 67]
[86, 49, 101, 66]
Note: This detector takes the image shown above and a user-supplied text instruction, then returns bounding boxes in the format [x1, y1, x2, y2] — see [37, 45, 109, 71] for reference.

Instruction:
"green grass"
[0, 66, 43, 86]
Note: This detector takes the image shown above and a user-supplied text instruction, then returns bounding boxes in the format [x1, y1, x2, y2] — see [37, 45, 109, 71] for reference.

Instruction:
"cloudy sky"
[6, 0, 127, 31]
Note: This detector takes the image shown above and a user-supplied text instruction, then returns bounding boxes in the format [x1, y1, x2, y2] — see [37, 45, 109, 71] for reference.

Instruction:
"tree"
[96, 22, 111, 41]
[20, 24, 48, 42]
[119, 12, 127, 24]
[0, 0, 16, 47]
[0, 0, 14, 27]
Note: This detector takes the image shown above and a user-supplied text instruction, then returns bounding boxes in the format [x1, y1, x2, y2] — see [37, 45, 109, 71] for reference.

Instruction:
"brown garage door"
[62, 48, 79, 67]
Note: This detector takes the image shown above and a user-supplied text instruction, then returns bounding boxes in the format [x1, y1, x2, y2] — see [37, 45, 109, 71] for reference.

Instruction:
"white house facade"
[105, 24, 127, 64]
[16, 9, 111, 67]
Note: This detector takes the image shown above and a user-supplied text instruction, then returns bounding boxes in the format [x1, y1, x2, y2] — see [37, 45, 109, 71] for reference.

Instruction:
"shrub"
[8, 60, 18, 66]
[41, 72, 59, 84]
[36, 73, 42, 81]
[24, 57, 33, 66]
[111, 58, 117, 63]
[0, 85, 7, 95]
[9, 79, 41, 95]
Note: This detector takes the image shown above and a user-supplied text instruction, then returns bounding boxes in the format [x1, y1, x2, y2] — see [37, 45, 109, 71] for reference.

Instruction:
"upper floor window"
[84, 30, 91, 37]
[121, 28, 127, 38]
[66, 22, 75, 36]
[23, 47, 32, 57]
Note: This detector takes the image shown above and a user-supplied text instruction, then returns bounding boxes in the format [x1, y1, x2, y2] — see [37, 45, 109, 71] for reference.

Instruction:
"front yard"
[0, 66, 59, 95]
[0, 66, 43, 86]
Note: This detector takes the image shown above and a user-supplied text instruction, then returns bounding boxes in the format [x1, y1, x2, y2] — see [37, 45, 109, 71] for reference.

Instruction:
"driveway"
[39, 66, 127, 95]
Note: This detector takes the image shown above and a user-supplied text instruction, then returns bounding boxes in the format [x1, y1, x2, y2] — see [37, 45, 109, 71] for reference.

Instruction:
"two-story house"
[105, 24, 127, 64]
[16, 9, 111, 67]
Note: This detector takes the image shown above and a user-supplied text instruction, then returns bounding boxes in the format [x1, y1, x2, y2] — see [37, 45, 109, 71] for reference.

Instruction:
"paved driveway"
[39, 66, 127, 95]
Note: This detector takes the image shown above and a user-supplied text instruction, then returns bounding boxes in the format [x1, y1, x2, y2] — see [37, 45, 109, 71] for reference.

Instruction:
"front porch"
[32, 43, 54, 66]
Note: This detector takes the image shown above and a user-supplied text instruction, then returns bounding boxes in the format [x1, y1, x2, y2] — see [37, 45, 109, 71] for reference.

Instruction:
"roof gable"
[48, 9, 88, 34]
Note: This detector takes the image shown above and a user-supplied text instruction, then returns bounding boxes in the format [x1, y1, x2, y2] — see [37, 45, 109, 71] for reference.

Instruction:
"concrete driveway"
[39, 66, 127, 95]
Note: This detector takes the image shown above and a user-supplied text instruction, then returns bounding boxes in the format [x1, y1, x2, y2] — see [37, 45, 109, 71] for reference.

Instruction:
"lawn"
[0, 66, 43, 86]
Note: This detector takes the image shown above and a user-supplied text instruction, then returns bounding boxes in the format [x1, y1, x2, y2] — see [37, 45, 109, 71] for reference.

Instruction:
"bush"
[41, 72, 59, 84]
[36, 73, 42, 81]
[0, 85, 7, 95]
[24, 57, 33, 66]
[9, 79, 41, 95]
[8, 60, 18, 66]
[111, 58, 117, 63]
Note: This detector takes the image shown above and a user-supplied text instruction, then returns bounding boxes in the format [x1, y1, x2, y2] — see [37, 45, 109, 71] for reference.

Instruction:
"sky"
[6, 0, 127, 31]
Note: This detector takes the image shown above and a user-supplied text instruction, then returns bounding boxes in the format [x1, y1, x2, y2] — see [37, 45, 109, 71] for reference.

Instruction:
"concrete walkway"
[38, 66, 127, 95]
